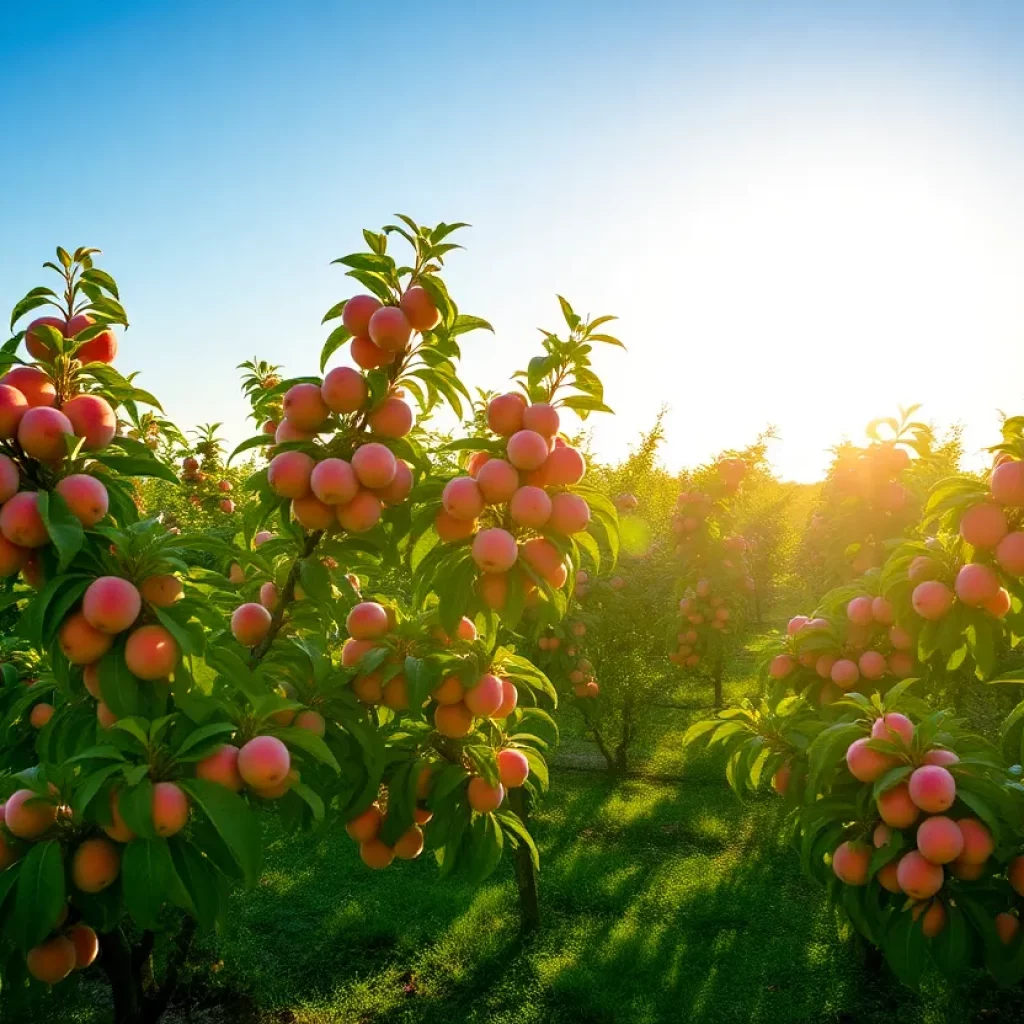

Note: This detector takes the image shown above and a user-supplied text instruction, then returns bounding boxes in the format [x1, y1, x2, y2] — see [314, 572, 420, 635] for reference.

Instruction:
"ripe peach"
[60, 611, 113, 665]
[771, 763, 791, 795]
[238, 735, 290, 789]
[346, 804, 382, 842]
[922, 748, 959, 767]
[957, 818, 994, 864]
[393, 824, 425, 860]
[917, 816, 964, 864]
[82, 662, 102, 699]
[97, 701, 118, 729]
[506, 429, 549, 471]
[219, 498, 235, 514]
[872, 713, 914, 746]
[275, 419, 317, 444]
[4, 788, 56, 839]
[138, 574, 184, 609]
[102, 789, 135, 843]
[295, 709, 326, 735]
[347, 601, 389, 640]
[228, 563, 246, 584]
[847, 596, 874, 626]
[25, 314, 67, 360]
[0, 383, 28, 437]
[71, 837, 121, 892]
[496, 748, 529, 788]
[1009, 855, 1024, 897]
[897, 850, 944, 900]
[254, 530, 275, 547]
[436, 508, 476, 543]
[0, 533, 25, 579]
[375, 458, 413, 504]
[475, 458, 518, 504]
[381, 675, 409, 711]
[995, 531, 1024, 575]
[471, 528, 518, 572]
[368, 396, 413, 438]
[350, 334, 395, 370]
[832, 841, 871, 885]
[464, 673, 503, 717]
[1, 491, 48, 549]
[434, 701, 474, 738]
[400, 286, 440, 332]
[283, 382, 329, 431]
[258, 583, 279, 611]
[846, 737, 897, 783]
[549, 493, 590, 535]
[30, 703, 53, 728]
[878, 783, 921, 828]
[321, 365, 367, 414]
[124, 624, 179, 679]
[152, 781, 189, 837]
[858, 650, 887, 680]
[3, 365, 56, 407]
[343, 294, 382, 336]
[67, 923, 99, 969]
[83, 576, 142, 634]
[955, 563, 1000, 607]
[352, 443, 397, 489]
[494, 679, 518, 718]
[26, 935, 76, 985]
[991, 460, 1024, 507]
[815, 655, 836, 679]
[877, 860, 902, 893]
[984, 587, 1012, 618]
[960, 503, 1008, 549]
[521, 536, 566, 585]
[51, 474, 107, 529]
[768, 654, 794, 679]
[996, 912, 1020, 944]
[542, 445, 586, 487]
[65, 313, 117, 363]
[336, 490, 382, 532]
[442, 476, 484, 521]
[786, 616, 809, 636]
[268, 450, 315, 499]
[908, 556, 940, 584]
[368, 306, 412, 352]
[308, 458, 357, 506]
[831, 659, 860, 690]
[341, 637, 377, 668]
[62, 394, 116, 450]
[487, 393, 527, 436]
[352, 672, 383, 703]
[874, 823, 893, 848]
[196, 744, 244, 791]
[359, 838, 394, 869]
[912, 580, 953, 620]
[522, 403, 559, 437]
[292, 493, 335, 530]
[478, 571, 509, 610]
[868, 597, 893, 625]
[232, 603, 272, 646]
[509, 485, 552, 528]
[0, 456, 18, 505]
[17, 406, 72, 460]
[466, 450, 492, 477]
[467, 777, 505, 813]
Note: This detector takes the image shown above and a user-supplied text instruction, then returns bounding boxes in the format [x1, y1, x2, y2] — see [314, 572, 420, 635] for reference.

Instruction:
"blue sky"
[3, 1, 1024, 480]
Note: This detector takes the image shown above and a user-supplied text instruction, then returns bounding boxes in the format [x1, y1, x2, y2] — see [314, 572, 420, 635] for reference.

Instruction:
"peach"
[152, 781, 189, 837]
[522, 403, 559, 437]
[471, 528, 518, 572]
[889, 624, 913, 650]
[815, 655, 836, 679]
[494, 679, 518, 718]
[359, 838, 394, 869]
[995, 531, 1024, 575]
[464, 673, 503, 716]
[393, 824, 425, 860]
[509, 485, 552, 528]
[343, 294, 383, 336]
[831, 659, 860, 690]
[228, 563, 246, 584]
[960, 503, 1008, 548]
[496, 748, 529, 788]
[0, 454, 18, 503]
[506, 429, 549, 471]
[254, 531, 275, 547]
[917, 816, 964, 865]
[467, 777, 505, 813]
[922, 748, 959, 767]
[82, 662, 102, 699]
[871, 597, 894, 624]
[949, 857, 985, 880]
[352, 442, 397, 489]
[283, 383, 329, 431]
[434, 701, 474, 738]
[832, 841, 871, 885]
[846, 737, 897, 783]
[1, 492, 49, 548]
[268, 450, 315, 499]
[768, 654, 794, 679]
[349, 334, 394, 370]
[996, 912, 1020, 944]
[368, 306, 412, 352]
[368, 396, 413, 438]
[478, 571, 509, 609]
[67, 923, 99, 969]
[549, 493, 590, 535]
[292, 493, 335, 530]
[466, 451, 492, 477]
[908, 556, 940, 584]
[238, 735, 290, 789]
[786, 616, 809, 636]
[60, 611, 113, 664]
[347, 601, 389, 639]
[196, 744, 244, 791]
[400, 286, 441, 332]
[4, 788, 56, 839]
[991, 460, 1024, 507]
[442, 476, 484, 521]
[51, 475, 108, 529]
[912, 580, 953, 620]
[985, 587, 1011, 618]
[258, 582, 279, 611]
[24, 315, 66, 360]
[476, 458, 519, 504]
[26, 935, 77, 985]
[71, 837, 121, 892]
[522, 536, 566, 585]
[0, 534, 25, 577]
[873, 823, 893, 848]
[432, 675, 464, 705]
[3, 365, 56, 407]
[232, 602, 272, 647]
[308, 458, 357, 506]
[957, 818, 994, 865]
[275, 419, 316, 444]
[382, 675, 408, 710]
[771, 763, 791, 795]
[487, 393, 527, 436]
[102, 789, 134, 843]
[877, 860, 902, 893]
[954, 563, 1000, 607]
[847, 596, 874, 626]
[352, 672, 383, 703]
[336, 490, 382, 532]
[0, 383, 28, 437]
[346, 804, 383, 842]
[436, 508, 476, 543]
[321, 365, 367, 414]
[858, 650, 887, 680]
[97, 701, 118, 729]
[295, 709, 326, 735]
[341, 637, 377, 668]
[375, 458, 413, 504]
[18, 406, 73, 460]
[83, 576, 142, 634]
[896, 850, 944, 900]
[1009, 855, 1024, 897]
[65, 313, 117, 363]
[124, 624, 179, 679]
[542, 445, 586, 486]
[877, 783, 921, 828]
[29, 702, 54, 728]
[62, 394, 116, 450]
[872, 713, 914, 746]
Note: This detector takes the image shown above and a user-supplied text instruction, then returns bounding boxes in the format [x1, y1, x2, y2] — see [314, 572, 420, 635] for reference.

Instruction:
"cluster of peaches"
[537, 617, 599, 698]
[767, 598, 918, 705]
[825, 712, 1024, 943]
[671, 570, 748, 670]
[181, 456, 236, 514]
[905, 460, 1024, 624]
[439, 393, 589, 611]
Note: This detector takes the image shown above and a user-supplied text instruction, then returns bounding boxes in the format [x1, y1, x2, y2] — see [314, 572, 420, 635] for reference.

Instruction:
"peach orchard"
[0, 225, 621, 1022]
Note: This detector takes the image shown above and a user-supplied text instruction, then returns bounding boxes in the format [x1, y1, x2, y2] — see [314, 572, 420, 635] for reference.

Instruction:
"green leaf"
[449, 314, 494, 338]
[175, 722, 237, 760]
[320, 324, 353, 372]
[272, 726, 340, 772]
[14, 840, 65, 951]
[180, 779, 263, 888]
[169, 838, 227, 931]
[94, 452, 180, 484]
[122, 838, 176, 929]
[36, 490, 85, 572]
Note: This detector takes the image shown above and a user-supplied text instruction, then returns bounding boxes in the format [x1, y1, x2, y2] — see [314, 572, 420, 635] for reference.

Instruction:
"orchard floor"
[45, 628, 1024, 1024]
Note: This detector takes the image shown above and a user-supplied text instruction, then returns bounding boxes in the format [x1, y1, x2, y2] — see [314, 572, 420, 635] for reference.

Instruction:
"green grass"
[38, 625, 1024, 1022]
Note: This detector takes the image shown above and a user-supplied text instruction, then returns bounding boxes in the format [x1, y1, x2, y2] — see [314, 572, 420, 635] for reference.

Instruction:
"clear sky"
[3, 1, 1024, 481]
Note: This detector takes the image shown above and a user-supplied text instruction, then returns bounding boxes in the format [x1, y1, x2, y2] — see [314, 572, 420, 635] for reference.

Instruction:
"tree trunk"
[99, 928, 143, 1024]
[508, 787, 541, 934]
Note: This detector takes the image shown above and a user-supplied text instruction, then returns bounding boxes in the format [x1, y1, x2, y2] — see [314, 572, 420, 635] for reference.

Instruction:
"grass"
[38, 625, 1024, 1022]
